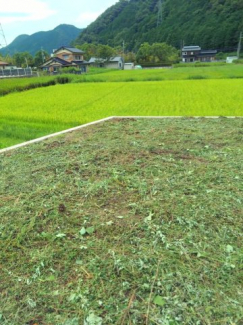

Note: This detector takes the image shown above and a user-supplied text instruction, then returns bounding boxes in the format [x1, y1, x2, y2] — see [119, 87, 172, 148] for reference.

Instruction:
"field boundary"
[0, 116, 239, 154]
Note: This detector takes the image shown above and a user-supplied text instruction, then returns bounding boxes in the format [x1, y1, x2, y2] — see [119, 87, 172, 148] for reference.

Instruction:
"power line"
[0, 23, 8, 48]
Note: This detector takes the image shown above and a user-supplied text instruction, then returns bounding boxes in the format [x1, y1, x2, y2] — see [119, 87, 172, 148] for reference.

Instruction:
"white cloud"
[0, 0, 56, 24]
[75, 11, 103, 26]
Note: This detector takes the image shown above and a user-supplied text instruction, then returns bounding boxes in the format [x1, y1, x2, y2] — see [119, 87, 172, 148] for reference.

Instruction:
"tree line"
[75, 0, 243, 52]
[0, 42, 179, 68]
[0, 50, 50, 68]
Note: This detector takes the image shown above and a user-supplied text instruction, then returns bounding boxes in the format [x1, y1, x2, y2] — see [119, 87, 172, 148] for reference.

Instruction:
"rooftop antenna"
[0, 23, 8, 49]
[157, 0, 163, 27]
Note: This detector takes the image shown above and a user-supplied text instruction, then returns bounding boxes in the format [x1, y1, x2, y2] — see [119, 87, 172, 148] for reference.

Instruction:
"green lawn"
[0, 117, 242, 324]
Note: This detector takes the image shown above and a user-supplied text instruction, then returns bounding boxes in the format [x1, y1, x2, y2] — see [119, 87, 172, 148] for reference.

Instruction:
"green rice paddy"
[0, 65, 243, 149]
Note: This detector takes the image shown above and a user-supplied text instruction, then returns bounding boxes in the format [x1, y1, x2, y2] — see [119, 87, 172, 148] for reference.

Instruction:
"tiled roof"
[199, 50, 217, 55]
[109, 56, 123, 62]
[54, 46, 84, 54]
[89, 57, 106, 63]
[72, 60, 90, 65]
[182, 46, 201, 51]
[40, 57, 70, 67]
[40, 57, 90, 68]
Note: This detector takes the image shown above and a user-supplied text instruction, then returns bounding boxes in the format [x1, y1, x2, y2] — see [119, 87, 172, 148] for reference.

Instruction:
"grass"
[73, 65, 243, 83]
[0, 117, 242, 324]
[1, 78, 243, 149]
[1, 64, 243, 97]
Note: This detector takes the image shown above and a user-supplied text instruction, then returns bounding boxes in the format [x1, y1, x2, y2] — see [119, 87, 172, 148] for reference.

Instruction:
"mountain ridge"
[75, 0, 243, 51]
[0, 24, 83, 56]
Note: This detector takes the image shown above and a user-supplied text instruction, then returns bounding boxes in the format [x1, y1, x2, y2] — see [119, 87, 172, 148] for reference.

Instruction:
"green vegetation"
[0, 77, 242, 149]
[1, 63, 243, 97]
[0, 75, 71, 97]
[75, 0, 243, 51]
[0, 117, 242, 324]
[74, 64, 243, 82]
[136, 42, 178, 64]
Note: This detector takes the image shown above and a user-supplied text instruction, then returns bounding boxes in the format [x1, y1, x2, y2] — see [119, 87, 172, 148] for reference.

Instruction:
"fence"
[0, 68, 34, 78]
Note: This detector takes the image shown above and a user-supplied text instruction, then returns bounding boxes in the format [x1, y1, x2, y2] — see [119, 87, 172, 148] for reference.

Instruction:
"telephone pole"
[41, 47, 46, 63]
[0, 23, 8, 48]
[237, 32, 243, 59]
[157, 0, 163, 27]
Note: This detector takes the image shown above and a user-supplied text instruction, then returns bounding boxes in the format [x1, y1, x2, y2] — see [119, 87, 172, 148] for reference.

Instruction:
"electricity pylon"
[0, 23, 8, 48]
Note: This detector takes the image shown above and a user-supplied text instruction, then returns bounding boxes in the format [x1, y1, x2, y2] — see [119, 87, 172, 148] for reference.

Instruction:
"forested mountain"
[0, 25, 82, 56]
[75, 0, 243, 51]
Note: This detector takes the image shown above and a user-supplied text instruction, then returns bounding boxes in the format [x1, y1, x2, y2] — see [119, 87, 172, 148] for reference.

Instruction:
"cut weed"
[0, 117, 242, 324]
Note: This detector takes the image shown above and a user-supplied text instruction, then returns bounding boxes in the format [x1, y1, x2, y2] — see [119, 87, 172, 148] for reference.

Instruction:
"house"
[89, 57, 106, 68]
[198, 50, 217, 62]
[106, 57, 124, 69]
[181, 46, 217, 62]
[88, 56, 124, 69]
[124, 62, 134, 70]
[40, 46, 90, 73]
[0, 61, 9, 69]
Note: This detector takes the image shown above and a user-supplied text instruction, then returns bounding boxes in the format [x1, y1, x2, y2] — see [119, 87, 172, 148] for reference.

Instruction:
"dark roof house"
[182, 46, 217, 62]
[40, 46, 89, 72]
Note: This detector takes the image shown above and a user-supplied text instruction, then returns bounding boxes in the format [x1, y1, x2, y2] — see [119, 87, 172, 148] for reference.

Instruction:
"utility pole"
[0, 23, 8, 48]
[157, 0, 163, 27]
[237, 32, 243, 59]
[25, 57, 29, 68]
[41, 47, 45, 63]
[122, 40, 125, 61]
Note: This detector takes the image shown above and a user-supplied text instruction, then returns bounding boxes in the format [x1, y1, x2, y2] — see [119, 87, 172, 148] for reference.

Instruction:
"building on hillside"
[40, 46, 90, 73]
[181, 46, 217, 62]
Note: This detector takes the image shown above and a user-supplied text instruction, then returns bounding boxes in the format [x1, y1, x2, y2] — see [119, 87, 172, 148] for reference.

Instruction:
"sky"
[0, 0, 118, 45]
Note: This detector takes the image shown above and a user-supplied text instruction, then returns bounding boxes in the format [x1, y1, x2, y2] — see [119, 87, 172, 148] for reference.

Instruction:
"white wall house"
[105, 57, 124, 69]
[124, 63, 134, 70]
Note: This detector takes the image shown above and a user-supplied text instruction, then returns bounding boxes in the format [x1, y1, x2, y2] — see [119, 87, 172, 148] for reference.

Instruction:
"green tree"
[136, 42, 152, 62]
[96, 44, 115, 59]
[151, 43, 178, 62]
[34, 50, 50, 67]
[97, 44, 115, 59]
[12, 52, 34, 67]
[124, 51, 136, 63]
[76, 43, 98, 61]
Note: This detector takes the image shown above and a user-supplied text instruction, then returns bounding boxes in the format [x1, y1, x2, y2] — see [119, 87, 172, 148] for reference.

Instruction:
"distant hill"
[75, 0, 243, 51]
[0, 24, 83, 56]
